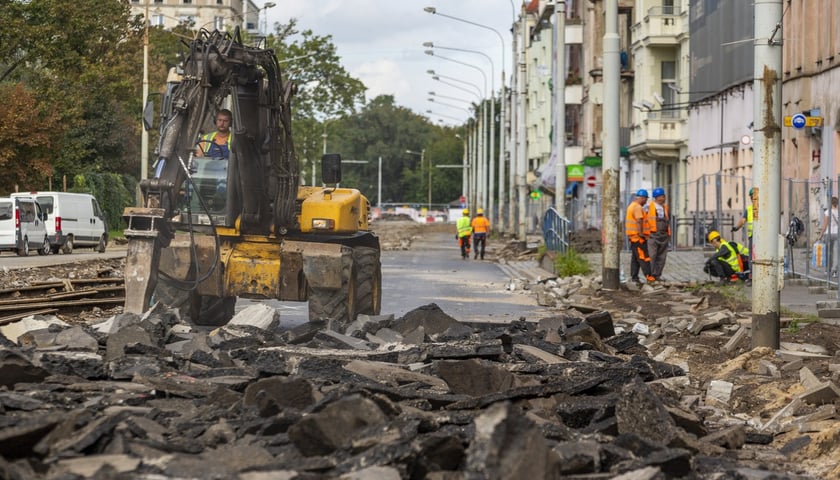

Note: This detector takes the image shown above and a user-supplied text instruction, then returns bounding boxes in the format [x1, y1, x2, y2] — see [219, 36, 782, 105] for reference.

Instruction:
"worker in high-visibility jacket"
[626, 189, 656, 284]
[470, 208, 491, 260]
[704, 230, 749, 284]
[456, 208, 472, 260]
[197, 109, 233, 159]
[647, 187, 671, 281]
[732, 187, 758, 261]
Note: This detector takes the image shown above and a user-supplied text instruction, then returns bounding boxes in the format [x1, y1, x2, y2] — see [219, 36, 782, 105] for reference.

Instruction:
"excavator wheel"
[353, 246, 381, 316]
[308, 252, 355, 328]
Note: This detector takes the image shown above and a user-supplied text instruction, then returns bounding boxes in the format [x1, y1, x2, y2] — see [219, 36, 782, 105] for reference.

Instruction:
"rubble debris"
[0, 300, 826, 479]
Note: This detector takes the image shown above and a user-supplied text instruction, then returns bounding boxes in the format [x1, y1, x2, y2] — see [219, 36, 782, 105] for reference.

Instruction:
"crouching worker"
[704, 231, 750, 284]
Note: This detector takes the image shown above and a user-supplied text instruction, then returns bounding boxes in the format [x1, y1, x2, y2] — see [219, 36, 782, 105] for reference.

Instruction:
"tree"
[267, 19, 366, 121]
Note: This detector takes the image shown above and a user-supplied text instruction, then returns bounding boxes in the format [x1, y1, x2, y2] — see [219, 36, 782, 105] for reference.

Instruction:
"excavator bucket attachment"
[123, 207, 169, 314]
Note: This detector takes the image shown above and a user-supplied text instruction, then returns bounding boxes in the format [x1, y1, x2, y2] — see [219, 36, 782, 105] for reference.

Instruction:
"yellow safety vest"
[456, 216, 472, 237]
[746, 205, 755, 238]
[718, 240, 742, 272]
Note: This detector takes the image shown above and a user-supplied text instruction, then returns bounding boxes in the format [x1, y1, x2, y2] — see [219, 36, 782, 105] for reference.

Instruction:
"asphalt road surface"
[242, 231, 547, 325]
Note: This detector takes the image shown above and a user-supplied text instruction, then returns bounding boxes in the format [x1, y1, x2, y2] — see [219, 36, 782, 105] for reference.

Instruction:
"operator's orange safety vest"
[471, 216, 490, 234]
[625, 202, 648, 242]
[647, 202, 670, 236]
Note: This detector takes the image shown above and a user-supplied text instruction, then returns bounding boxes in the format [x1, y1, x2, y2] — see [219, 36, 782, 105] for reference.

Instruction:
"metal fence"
[542, 207, 570, 253]
[546, 174, 840, 261]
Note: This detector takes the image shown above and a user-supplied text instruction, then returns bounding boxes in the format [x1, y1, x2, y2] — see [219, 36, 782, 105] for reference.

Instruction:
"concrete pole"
[489, 92, 496, 225]
[483, 101, 490, 211]
[553, 1, 567, 215]
[498, 73, 506, 232]
[507, 23, 518, 236]
[461, 136, 468, 202]
[377, 156, 382, 208]
[470, 120, 478, 211]
[601, 0, 621, 289]
[141, 0, 149, 182]
[751, 0, 783, 349]
[516, 3, 529, 242]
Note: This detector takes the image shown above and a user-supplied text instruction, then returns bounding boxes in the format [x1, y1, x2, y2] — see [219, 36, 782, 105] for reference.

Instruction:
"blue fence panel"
[542, 207, 571, 253]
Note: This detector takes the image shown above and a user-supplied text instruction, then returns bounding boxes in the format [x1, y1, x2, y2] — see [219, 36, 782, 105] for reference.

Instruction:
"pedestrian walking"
[470, 208, 490, 260]
[819, 196, 840, 278]
[647, 187, 670, 280]
[455, 208, 472, 260]
[625, 189, 656, 284]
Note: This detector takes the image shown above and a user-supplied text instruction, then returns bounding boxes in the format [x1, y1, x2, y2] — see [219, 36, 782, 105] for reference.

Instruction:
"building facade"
[128, 0, 262, 35]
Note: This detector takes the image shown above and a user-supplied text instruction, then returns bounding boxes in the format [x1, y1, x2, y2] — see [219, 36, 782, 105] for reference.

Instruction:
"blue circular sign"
[791, 113, 806, 129]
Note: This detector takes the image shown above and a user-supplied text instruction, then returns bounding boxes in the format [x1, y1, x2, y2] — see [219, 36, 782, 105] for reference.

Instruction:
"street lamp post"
[426, 42, 496, 225]
[424, 7, 508, 233]
[405, 149, 426, 209]
[425, 49, 489, 212]
[261, 2, 276, 35]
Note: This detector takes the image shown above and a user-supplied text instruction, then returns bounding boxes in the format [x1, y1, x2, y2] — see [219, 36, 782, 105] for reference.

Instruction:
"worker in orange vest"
[647, 187, 671, 281]
[471, 208, 491, 260]
[626, 189, 656, 284]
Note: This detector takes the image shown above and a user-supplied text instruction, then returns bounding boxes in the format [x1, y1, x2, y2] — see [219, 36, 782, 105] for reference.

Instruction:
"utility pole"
[516, 3, 529, 243]
[751, 0, 783, 349]
[553, 1, 566, 215]
[141, 0, 150, 183]
[601, 0, 621, 290]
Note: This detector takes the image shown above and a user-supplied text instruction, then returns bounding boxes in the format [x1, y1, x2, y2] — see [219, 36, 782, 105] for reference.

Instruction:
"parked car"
[0, 196, 50, 256]
[10, 192, 108, 253]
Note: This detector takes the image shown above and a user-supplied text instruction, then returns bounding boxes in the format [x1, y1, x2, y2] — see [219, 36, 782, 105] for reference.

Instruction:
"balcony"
[630, 6, 685, 48]
[565, 24, 583, 45]
[629, 111, 686, 161]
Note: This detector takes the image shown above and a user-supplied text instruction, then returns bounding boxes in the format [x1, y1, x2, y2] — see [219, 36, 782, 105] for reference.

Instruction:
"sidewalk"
[574, 248, 835, 318]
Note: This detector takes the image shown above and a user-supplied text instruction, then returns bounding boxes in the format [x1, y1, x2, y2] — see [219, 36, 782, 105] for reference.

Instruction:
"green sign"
[566, 164, 584, 181]
[582, 156, 602, 167]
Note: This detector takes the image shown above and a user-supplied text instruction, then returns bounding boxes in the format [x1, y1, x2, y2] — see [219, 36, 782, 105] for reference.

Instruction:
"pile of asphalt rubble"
[0, 299, 818, 479]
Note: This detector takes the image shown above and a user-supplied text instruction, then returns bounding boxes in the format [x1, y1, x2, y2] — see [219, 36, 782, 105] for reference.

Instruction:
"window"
[660, 61, 677, 119]
[214, 16, 225, 30]
[662, 0, 674, 15]
[183, 0, 192, 4]
[152, 14, 164, 26]
[216, 0, 224, 4]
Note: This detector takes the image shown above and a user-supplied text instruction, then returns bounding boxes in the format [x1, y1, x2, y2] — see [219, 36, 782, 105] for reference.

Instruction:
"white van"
[10, 192, 108, 254]
[0, 197, 51, 256]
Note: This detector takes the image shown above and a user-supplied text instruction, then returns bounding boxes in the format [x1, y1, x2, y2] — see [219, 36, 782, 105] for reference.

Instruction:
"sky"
[266, 0, 519, 125]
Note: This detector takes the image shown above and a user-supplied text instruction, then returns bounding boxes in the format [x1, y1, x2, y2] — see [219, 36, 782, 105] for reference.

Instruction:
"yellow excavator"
[122, 29, 380, 327]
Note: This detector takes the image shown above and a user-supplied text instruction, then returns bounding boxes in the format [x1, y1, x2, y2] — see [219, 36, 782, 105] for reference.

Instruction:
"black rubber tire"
[17, 236, 29, 256]
[308, 252, 356, 327]
[354, 246, 381, 316]
[61, 236, 73, 254]
[50, 245, 60, 254]
[96, 235, 107, 253]
[37, 237, 50, 255]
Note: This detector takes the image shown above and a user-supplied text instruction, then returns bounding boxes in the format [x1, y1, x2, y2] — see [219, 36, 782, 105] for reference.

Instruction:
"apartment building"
[128, 0, 262, 35]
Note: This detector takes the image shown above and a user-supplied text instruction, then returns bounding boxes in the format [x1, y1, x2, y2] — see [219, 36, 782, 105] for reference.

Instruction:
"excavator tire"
[353, 246, 381, 316]
[308, 252, 355, 328]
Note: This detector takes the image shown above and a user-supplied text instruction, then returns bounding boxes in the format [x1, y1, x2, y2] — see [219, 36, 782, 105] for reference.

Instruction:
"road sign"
[784, 114, 822, 129]
[586, 175, 597, 188]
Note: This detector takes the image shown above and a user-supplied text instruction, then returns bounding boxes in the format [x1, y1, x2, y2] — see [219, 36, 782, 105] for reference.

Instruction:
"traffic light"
[529, 189, 542, 200]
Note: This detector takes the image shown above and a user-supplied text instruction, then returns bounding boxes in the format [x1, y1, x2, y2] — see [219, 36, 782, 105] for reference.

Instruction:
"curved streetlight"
[261, 2, 276, 35]
[428, 98, 471, 113]
[428, 72, 483, 100]
[424, 6, 508, 231]
[426, 41, 496, 227]
[429, 91, 473, 105]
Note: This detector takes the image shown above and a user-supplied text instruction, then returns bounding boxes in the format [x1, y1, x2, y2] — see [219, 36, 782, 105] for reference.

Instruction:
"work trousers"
[705, 258, 736, 279]
[629, 238, 652, 281]
[459, 235, 471, 259]
[473, 233, 486, 259]
[648, 234, 669, 279]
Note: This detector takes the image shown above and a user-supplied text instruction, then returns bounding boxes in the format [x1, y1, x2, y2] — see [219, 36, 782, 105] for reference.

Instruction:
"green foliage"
[71, 173, 136, 231]
[553, 248, 592, 277]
